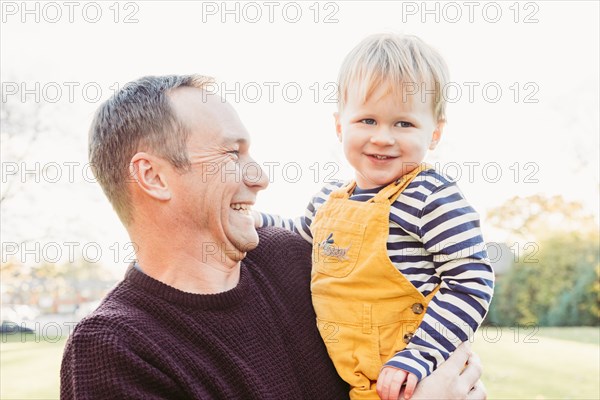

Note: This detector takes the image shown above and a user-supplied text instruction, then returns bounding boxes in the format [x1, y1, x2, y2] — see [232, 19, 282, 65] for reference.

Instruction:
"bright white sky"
[1, 1, 599, 271]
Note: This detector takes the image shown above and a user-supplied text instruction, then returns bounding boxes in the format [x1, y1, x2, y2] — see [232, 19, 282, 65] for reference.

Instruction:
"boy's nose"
[370, 128, 395, 146]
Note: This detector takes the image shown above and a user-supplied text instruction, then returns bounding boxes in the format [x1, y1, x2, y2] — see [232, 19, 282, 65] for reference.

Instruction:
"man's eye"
[227, 150, 240, 160]
[396, 121, 414, 128]
[360, 119, 376, 125]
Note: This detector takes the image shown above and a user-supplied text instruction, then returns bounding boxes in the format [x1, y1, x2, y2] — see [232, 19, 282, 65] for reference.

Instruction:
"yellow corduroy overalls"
[310, 165, 438, 400]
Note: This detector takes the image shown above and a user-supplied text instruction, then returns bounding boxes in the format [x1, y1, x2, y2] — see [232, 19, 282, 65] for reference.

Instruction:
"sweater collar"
[125, 262, 250, 310]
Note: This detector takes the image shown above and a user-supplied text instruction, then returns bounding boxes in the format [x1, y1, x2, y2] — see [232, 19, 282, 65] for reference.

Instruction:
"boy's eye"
[396, 121, 414, 128]
[359, 119, 377, 125]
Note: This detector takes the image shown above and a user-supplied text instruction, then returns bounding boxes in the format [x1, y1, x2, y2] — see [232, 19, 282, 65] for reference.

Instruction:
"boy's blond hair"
[337, 33, 449, 122]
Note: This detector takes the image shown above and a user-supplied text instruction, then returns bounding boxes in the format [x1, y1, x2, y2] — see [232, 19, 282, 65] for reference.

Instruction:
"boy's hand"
[377, 367, 418, 400]
[251, 210, 262, 228]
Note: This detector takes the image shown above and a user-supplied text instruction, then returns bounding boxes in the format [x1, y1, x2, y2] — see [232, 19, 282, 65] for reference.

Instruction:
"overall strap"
[371, 164, 431, 204]
[328, 181, 357, 200]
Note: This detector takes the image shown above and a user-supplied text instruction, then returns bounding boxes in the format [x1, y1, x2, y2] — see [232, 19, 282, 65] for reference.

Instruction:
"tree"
[486, 194, 598, 242]
[547, 263, 600, 326]
[1, 258, 115, 314]
[486, 195, 599, 326]
[1, 99, 49, 204]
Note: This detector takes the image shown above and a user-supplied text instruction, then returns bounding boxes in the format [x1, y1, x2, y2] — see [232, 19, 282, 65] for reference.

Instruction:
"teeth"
[373, 155, 390, 160]
[231, 203, 251, 214]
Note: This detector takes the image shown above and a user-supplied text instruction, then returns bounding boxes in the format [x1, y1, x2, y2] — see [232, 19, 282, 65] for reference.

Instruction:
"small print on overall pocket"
[312, 219, 366, 278]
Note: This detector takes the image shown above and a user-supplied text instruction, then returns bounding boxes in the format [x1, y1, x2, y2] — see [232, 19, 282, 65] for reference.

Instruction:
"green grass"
[1, 333, 67, 400]
[1, 327, 599, 399]
[473, 326, 600, 399]
[535, 326, 600, 345]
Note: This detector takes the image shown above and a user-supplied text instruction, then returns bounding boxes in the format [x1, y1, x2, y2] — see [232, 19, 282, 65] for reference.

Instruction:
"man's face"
[167, 87, 268, 261]
[335, 83, 443, 189]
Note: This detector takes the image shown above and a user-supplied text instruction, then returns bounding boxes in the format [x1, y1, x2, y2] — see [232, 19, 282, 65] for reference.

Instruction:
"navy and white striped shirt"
[259, 168, 494, 380]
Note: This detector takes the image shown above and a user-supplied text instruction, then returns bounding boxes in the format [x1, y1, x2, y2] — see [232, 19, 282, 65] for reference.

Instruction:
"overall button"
[403, 333, 414, 344]
[411, 303, 424, 314]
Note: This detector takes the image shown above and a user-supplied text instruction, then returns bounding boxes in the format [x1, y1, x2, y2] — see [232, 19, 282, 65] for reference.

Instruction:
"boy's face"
[335, 83, 443, 189]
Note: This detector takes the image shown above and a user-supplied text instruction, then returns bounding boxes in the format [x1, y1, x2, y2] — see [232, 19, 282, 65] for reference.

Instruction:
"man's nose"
[242, 159, 269, 191]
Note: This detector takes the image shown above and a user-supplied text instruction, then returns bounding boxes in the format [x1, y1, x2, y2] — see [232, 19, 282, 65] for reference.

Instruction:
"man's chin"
[229, 231, 260, 257]
[228, 214, 260, 252]
[238, 233, 259, 253]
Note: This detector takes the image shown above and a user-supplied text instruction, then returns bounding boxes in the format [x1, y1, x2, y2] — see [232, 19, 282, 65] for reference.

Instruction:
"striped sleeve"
[258, 182, 344, 244]
[384, 181, 495, 380]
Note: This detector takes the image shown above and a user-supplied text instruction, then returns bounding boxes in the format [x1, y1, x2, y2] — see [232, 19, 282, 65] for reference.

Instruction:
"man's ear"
[129, 152, 172, 201]
[334, 112, 342, 142]
[429, 121, 445, 150]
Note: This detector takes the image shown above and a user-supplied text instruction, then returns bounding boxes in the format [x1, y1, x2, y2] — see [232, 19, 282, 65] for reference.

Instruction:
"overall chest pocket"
[312, 219, 367, 278]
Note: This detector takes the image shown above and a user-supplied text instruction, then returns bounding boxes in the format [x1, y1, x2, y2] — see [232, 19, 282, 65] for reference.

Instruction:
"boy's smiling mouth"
[366, 153, 398, 160]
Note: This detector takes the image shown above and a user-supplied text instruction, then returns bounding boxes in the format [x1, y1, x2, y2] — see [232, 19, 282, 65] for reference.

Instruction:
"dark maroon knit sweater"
[60, 227, 349, 399]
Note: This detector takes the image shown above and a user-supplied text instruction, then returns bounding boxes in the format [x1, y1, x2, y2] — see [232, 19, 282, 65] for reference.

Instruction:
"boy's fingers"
[403, 374, 418, 400]
[376, 368, 391, 399]
[252, 210, 262, 228]
[388, 370, 407, 400]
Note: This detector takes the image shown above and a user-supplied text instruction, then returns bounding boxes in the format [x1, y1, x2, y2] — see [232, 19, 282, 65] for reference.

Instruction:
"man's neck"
[137, 253, 242, 294]
[128, 224, 243, 294]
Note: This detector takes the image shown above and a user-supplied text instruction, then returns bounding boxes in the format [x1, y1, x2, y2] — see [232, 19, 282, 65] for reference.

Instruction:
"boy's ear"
[129, 152, 172, 201]
[334, 112, 342, 142]
[429, 121, 445, 150]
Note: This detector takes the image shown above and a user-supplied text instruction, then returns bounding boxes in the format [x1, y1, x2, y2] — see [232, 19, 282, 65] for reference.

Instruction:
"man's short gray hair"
[88, 74, 214, 225]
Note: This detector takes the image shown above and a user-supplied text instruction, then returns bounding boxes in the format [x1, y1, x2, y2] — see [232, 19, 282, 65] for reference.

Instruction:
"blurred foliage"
[1, 259, 114, 313]
[487, 194, 598, 241]
[486, 195, 600, 326]
[1, 99, 49, 204]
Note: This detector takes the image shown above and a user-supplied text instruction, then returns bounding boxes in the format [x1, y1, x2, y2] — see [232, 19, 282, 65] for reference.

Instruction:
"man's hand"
[377, 367, 418, 400]
[409, 342, 486, 400]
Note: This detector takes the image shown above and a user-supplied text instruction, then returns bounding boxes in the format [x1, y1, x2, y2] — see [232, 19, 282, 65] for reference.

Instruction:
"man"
[61, 75, 486, 399]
